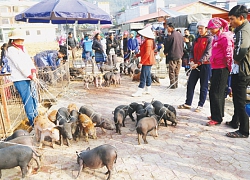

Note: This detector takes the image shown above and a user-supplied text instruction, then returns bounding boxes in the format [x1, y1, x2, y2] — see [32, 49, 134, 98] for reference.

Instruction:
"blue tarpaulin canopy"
[15, 0, 112, 24]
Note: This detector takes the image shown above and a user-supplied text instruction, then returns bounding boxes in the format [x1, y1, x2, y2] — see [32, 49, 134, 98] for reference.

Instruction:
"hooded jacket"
[233, 20, 250, 79]
[210, 31, 234, 72]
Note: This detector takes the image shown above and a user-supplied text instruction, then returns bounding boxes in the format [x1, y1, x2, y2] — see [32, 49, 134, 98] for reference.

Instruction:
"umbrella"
[15, 0, 112, 24]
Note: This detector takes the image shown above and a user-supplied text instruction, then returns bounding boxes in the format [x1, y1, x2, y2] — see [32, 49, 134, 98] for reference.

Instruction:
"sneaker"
[194, 106, 202, 112]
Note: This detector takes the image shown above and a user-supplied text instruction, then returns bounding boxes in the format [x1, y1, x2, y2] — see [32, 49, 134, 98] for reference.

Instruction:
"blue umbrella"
[15, 0, 112, 24]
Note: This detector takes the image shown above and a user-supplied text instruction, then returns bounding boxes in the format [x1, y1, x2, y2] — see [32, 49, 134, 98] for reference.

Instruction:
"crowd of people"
[0, 4, 249, 138]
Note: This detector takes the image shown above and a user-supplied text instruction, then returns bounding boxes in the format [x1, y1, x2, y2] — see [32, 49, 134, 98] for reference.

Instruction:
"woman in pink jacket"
[206, 18, 234, 126]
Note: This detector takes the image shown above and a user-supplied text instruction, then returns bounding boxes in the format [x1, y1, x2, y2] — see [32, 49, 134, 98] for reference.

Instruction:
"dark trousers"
[231, 74, 250, 135]
[107, 54, 117, 67]
[185, 64, 211, 107]
[139, 65, 152, 88]
[209, 68, 229, 123]
[168, 59, 181, 88]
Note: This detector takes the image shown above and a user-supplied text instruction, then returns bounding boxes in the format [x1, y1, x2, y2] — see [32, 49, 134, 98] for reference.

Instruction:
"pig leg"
[122, 119, 125, 127]
[66, 138, 71, 147]
[85, 132, 89, 142]
[164, 118, 168, 127]
[105, 169, 112, 180]
[76, 159, 84, 179]
[101, 128, 106, 133]
[35, 127, 40, 142]
[142, 133, 148, 144]
[39, 133, 45, 148]
[137, 134, 141, 145]
[51, 139, 56, 149]
[20, 162, 28, 178]
[60, 134, 64, 146]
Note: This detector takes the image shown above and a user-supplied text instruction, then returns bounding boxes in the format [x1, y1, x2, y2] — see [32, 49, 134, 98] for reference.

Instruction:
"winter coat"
[138, 38, 155, 66]
[6, 45, 36, 82]
[164, 31, 184, 61]
[92, 39, 104, 54]
[106, 37, 118, 55]
[189, 34, 213, 65]
[233, 20, 250, 79]
[210, 31, 234, 72]
[67, 37, 77, 49]
[128, 38, 139, 53]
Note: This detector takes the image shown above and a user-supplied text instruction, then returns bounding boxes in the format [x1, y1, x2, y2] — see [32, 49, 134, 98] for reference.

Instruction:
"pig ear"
[86, 147, 90, 151]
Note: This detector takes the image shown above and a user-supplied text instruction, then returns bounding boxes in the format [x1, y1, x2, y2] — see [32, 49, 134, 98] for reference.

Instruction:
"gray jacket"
[234, 20, 250, 79]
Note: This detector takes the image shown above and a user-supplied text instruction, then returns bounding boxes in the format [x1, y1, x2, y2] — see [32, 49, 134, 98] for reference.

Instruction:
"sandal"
[177, 104, 191, 109]
[225, 121, 238, 129]
[226, 130, 249, 138]
[206, 120, 220, 126]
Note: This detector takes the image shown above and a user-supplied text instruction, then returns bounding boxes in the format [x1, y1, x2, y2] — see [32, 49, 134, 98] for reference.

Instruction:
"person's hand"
[138, 63, 142, 68]
[190, 62, 198, 69]
[32, 76, 39, 83]
[234, 60, 239, 65]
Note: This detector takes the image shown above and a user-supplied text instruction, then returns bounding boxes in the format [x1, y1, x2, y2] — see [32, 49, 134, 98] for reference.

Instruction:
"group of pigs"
[113, 100, 177, 144]
[0, 103, 116, 179]
[0, 100, 177, 179]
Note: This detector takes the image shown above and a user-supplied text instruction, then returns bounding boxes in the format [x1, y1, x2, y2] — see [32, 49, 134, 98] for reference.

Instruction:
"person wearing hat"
[177, 19, 213, 112]
[106, 33, 118, 67]
[226, 5, 250, 138]
[132, 25, 156, 97]
[206, 17, 234, 126]
[163, 23, 184, 89]
[6, 29, 38, 127]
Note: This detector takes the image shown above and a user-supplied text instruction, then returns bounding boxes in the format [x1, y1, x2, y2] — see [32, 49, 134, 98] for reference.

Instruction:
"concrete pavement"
[2, 63, 250, 180]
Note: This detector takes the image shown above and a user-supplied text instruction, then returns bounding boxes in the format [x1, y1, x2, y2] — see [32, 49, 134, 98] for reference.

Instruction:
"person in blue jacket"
[127, 31, 139, 60]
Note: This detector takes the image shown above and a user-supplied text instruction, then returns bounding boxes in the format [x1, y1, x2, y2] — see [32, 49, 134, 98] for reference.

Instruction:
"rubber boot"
[131, 88, 143, 97]
[143, 86, 151, 94]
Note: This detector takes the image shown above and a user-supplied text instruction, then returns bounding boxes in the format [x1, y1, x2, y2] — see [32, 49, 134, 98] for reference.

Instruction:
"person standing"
[0, 43, 7, 67]
[164, 23, 184, 89]
[132, 26, 156, 97]
[67, 32, 77, 60]
[92, 33, 106, 69]
[206, 18, 234, 126]
[106, 33, 118, 67]
[128, 31, 139, 58]
[6, 29, 38, 127]
[226, 5, 250, 138]
[122, 31, 129, 61]
[178, 20, 212, 112]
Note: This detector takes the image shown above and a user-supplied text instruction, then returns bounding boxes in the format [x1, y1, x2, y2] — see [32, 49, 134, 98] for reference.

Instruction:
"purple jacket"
[210, 31, 234, 72]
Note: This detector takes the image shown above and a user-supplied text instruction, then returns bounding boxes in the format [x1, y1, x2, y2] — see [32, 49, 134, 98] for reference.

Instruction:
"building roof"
[171, 1, 229, 12]
[161, 8, 186, 17]
[125, 9, 169, 23]
[131, 0, 154, 7]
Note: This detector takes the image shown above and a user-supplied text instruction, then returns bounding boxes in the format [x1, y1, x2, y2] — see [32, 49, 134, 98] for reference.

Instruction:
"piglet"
[76, 144, 117, 180]
[0, 145, 40, 179]
[4, 129, 30, 141]
[78, 113, 97, 142]
[136, 115, 159, 145]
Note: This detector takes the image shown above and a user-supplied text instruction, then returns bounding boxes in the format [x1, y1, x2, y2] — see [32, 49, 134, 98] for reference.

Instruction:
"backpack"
[83, 40, 93, 52]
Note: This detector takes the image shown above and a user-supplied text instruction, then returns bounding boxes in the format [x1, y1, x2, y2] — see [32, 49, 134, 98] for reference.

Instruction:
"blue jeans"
[139, 65, 152, 88]
[14, 80, 38, 126]
[185, 64, 211, 107]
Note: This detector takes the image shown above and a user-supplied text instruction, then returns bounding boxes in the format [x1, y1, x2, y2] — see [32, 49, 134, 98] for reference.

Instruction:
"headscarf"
[130, 31, 137, 39]
[207, 17, 229, 32]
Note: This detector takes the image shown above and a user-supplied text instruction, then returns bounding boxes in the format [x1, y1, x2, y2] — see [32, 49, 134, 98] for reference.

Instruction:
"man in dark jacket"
[106, 33, 118, 67]
[67, 32, 77, 60]
[164, 23, 184, 89]
[226, 5, 250, 138]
